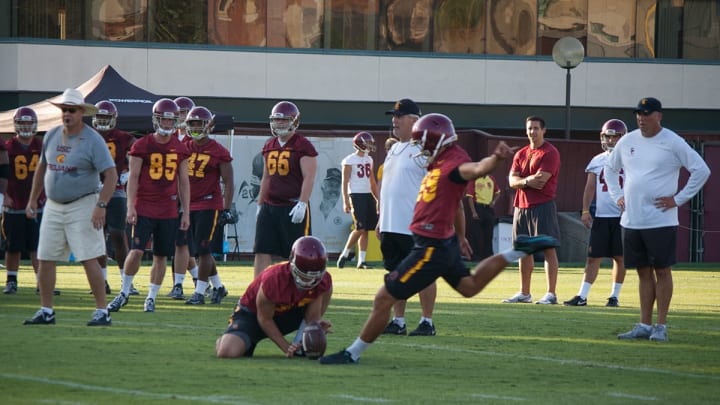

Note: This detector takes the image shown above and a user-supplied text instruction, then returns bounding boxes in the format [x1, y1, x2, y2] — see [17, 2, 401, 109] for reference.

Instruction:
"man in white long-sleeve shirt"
[604, 97, 710, 342]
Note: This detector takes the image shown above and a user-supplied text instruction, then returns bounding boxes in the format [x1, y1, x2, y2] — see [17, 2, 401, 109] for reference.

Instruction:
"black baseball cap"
[385, 98, 421, 116]
[634, 97, 662, 114]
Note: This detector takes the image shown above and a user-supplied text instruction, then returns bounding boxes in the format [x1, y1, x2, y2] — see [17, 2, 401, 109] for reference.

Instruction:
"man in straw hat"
[23, 88, 118, 326]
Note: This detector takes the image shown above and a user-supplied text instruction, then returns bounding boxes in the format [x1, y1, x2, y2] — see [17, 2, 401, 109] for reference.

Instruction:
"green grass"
[1, 261, 719, 404]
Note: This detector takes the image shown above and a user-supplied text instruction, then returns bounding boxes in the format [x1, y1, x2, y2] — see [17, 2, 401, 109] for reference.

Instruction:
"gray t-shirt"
[40, 124, 115, 203]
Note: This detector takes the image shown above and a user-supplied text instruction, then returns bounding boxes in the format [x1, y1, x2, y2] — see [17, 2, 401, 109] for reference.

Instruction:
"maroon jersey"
[129, 134, 190, 219]
[101, 128, 134, 190]
[183, 137, 233, 211]
[238, 262, 332, 315]
[510, 141, 560, 208]
[410, 145, 471, 239]
[5, 137, 46, 210]
[261, 134, 318, 206]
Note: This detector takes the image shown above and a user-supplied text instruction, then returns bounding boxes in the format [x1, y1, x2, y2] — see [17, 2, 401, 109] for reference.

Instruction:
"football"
[302, 322, 327, 359]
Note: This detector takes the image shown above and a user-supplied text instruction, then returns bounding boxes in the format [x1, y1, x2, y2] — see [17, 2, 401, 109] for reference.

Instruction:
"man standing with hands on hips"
[606, 97, 709, 342]
[24, 88, 117, 326]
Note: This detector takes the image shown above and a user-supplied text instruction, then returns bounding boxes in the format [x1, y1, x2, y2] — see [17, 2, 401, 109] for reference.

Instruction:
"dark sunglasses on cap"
[61, 107, 78, 113]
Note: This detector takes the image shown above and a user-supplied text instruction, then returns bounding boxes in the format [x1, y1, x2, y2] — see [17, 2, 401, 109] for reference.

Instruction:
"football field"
[1, 261, 719, 404]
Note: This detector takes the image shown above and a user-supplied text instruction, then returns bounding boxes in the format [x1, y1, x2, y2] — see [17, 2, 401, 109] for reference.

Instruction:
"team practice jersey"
[261, 134, 318, 206]
[129, 134, 190, 219]
[585, 152, 623, 217]
[410, 145, 471, 239]
[5, 137, 46, 211]
[238, 262, 332, 315]
[101, 128, 134, 191]
[341, 153, 374, 194]
[511, 141, 561, 208]
[183, 137, 233, 211]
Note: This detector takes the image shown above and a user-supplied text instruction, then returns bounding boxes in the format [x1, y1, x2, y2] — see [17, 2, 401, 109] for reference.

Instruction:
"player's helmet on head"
[92, 100, 118, 131]
[269, 101, 300, 137]
[174, 97, 195, 129]
[152, 98, 179, 136]
[289, 236, 327, 290]
[352, 131, 376, 153]
[410, 113, 457, 168]
[13, 106, 38, 137]
[600, 119, 627, 152]
[185, 106, 215, 140]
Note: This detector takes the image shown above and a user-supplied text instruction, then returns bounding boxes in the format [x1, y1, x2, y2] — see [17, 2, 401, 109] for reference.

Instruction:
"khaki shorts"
[37, 194, 106, 262]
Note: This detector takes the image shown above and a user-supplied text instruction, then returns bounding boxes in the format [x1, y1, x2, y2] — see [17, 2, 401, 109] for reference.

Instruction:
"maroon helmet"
[185, 106, 215, 140]
[174, 96, 195, 129]
[93, 100, 118, 131]
[13, 106, 38, 137]
[352, 131, 376, 153]
[600, 119, 627, 152]
[411, 113, 457, 167]
[268, 101, 300, 137]
[152, 98, 179, 136]
[289, 236, 327, 290]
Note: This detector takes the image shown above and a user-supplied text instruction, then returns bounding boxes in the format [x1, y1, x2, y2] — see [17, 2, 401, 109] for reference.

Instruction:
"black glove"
[218, 209, 236, 226]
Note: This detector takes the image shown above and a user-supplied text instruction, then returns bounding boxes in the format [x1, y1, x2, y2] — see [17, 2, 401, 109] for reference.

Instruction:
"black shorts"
[350, 193, 378, 231]
[105, 196, 127, 232]
[2, 212, 41, 253]
[127, 216, 178, 257]
[380, 232, 414, 271]
[384, 234, 470, 300]
[223, 306, 305, 357]
[254, 204, 311, 258]
[587, 217, 623, 258]
[623, 226, 677, 268]
[187, 209, 221, 256]
[512, 200, 561, 242]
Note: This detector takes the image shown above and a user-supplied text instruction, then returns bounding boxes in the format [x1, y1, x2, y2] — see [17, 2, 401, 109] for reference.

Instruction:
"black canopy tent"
[0, 65, 234, 134]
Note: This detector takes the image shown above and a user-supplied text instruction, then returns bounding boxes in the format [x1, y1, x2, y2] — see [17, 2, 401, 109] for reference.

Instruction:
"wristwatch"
[96, 201, 108, 208]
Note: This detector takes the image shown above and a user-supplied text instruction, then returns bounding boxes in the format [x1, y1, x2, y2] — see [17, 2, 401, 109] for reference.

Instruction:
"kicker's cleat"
[618, 323, 652, 340]
[24, 309, 56, 325]
[107, 292, 128, 312]
[502, 292, 532, 303]
[211, 286, 228, 304]
[168, 284, 185, 300]
[319, 350, 357, 365]
[185, 292, 205, 305]
[409, 320, 436, 336]
[536, 292, 558, 305]
[3, 280, 17, 294]
[336, 251, 356, 269]
[87, 310, 112, 326]
[564, 295, 587, 306]
[513, 235, 559, 255]
[382, 321, 407, 335]
[606, 296, 619, 307]
[143, 297, 155, 312]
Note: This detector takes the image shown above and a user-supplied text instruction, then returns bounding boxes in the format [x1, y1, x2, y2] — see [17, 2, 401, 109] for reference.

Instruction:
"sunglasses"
[61, 107, 78, 114]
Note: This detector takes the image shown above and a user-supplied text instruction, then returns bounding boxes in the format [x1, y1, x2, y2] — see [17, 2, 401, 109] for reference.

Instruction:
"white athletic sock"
[579, 281, 592, 298]
[121, 274, 135, 295]
[147, 283, 161, 299]
[501, 249, 526, 263]
[101, 267, 107, 280]
[189, 266, 199, 279]
[341, 249, 350, 258]
[174, 272, 186, 285]
[611, 282, 622, 298]
[41, 306, 54, 314]
[7, 271, 18, 277]
[393, 317, 406, 327]
[420, 317, 433, 325]
[346, 337, 370, 361]
[195, 280, 209, 295]
[359, 251, 367, 263]
[209, 274, 222, 288]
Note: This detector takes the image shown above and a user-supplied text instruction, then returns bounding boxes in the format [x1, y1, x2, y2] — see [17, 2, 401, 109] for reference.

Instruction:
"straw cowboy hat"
[51, 88, 98, 116]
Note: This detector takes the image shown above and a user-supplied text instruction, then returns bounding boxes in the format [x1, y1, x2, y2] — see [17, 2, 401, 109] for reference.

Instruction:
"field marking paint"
[607, 392, 658, 401]
[384, 342, 719, 381]
[333, 394, 394, 402]
[1, 373, 257, 405]
[470, 393, 527, 401]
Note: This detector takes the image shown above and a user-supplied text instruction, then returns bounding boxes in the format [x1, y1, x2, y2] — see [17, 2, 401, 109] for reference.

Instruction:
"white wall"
[2, 42, 720, 109]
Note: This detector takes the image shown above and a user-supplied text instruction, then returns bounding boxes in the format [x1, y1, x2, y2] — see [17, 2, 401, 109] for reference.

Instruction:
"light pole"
[552, 37, 584, 139]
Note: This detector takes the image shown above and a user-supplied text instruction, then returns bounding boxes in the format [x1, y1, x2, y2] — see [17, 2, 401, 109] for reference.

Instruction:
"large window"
[5, 0, 719, 60]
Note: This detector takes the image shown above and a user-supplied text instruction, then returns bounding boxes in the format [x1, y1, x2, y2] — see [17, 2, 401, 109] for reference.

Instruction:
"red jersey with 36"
[5, 137, 46, 210]
[410, 145, 471, 239]
[101, 128, 134, 189]
[183, 137, 232, 211]
[238, 262, 332, 315]
[129, 134, 190, 219]
[261, 134, 318, 206]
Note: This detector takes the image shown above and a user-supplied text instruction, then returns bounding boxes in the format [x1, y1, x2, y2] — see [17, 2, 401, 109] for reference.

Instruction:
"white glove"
[0, 193, 4, 209]
[119, 172, 129, 186]
[288, 200, 307, 224]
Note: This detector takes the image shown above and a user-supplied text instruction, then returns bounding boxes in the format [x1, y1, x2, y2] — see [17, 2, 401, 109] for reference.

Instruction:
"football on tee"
[302, 322, 327, 359]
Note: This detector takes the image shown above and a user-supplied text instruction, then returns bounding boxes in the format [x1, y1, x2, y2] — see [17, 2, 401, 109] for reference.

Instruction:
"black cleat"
[24, 309, 56, 325]
[319, 350, 357, 365]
